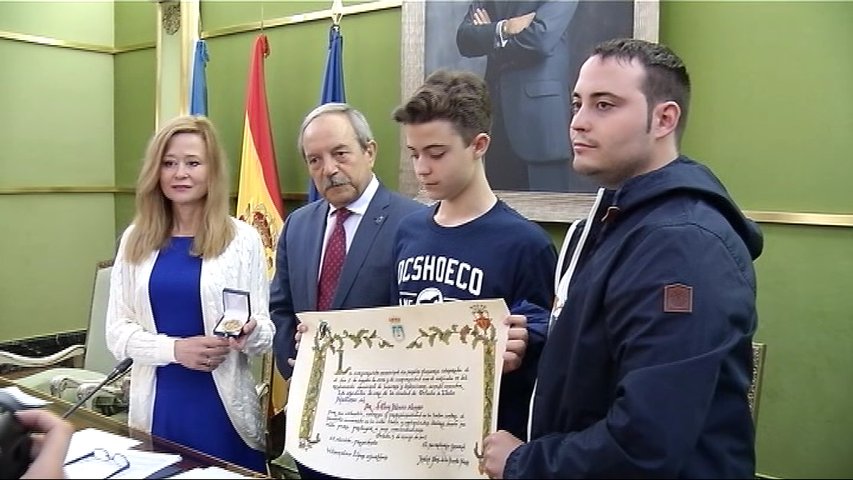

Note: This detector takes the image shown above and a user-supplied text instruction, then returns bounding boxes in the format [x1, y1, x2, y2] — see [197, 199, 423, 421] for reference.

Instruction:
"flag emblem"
[239, 205, 277, 271]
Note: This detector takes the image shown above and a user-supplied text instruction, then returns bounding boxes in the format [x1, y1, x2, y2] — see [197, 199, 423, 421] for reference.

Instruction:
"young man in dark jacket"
[482, 38, 763, 479]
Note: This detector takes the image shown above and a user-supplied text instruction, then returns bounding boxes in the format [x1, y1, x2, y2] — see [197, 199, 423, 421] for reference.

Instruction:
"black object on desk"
[0, 390, 33, 479]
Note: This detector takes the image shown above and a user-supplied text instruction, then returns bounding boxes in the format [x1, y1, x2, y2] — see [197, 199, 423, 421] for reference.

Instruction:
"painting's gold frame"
[399, 0, 660, 222]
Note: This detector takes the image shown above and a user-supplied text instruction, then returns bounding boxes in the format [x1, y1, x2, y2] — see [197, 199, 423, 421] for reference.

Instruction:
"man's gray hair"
[297, 103, 374, 159]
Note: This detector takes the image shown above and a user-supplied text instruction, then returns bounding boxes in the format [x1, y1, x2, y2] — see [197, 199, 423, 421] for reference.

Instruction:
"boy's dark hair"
[593, 38, 691, 140]
[392, 69, 491, 146]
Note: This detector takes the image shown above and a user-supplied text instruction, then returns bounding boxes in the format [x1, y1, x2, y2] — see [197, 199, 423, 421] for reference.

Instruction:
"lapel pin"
[374, 215, 385, 225]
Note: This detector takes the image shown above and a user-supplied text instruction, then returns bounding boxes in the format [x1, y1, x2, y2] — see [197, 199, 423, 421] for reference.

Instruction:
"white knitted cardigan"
[105, 218, 274, 451]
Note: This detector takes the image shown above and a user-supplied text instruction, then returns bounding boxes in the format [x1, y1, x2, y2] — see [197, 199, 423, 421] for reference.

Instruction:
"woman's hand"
[175, 336, 230, 371]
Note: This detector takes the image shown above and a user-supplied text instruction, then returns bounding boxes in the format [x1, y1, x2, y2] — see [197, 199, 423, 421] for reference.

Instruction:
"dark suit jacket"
[457, 0, 578, 164]
[270, 184, 424, 378]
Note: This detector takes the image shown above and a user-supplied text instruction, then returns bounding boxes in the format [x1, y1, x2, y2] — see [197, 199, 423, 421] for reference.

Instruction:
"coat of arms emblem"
[470, 304, 492, 330]
[389, 317, 405, 342]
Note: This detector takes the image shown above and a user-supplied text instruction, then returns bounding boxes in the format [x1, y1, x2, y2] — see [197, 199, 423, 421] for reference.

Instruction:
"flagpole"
[308, 2, 348, 203]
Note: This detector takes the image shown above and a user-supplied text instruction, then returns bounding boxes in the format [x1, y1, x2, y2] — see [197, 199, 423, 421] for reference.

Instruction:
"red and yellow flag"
[236, 34, 288, 415]
[238, 34, 284, 275]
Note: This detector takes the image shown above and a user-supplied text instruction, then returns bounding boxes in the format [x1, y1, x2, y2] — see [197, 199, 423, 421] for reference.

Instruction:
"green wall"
[114, 1, 156, 232]
[0, 1, 154, 340]
[0, 1, 113, 45]
[0, 2, 116, 339]
[114, 0, 156, 47]
[663, 2, 853, 214]
[750, 224, 853, 478]
[199, 2, 402, 199]
[114, 46, 156, 235]
[660, 2, 853, 478]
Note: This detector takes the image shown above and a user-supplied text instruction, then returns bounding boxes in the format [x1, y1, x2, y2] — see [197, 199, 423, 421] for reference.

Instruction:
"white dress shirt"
[317, 174, 380, 280]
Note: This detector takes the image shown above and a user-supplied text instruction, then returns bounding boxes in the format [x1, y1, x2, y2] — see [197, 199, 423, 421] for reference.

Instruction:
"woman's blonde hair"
[123, 115, 234, 263]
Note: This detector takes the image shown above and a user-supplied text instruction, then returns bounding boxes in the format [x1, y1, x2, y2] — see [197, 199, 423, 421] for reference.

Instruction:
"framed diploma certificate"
[286, 298, 510, 478]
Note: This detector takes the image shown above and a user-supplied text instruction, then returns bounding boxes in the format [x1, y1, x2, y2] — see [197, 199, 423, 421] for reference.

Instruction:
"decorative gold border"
[155, 2, 164, 130]
[0, 30, 153, 54]
[112, 42, 156, 54]
[398, 0, 425, 200]
[756, 473, 781, 480]
[2, 187, 848, 228]
[634, 0, 660, 42]
[0, 186, 134, 195]
[744, 210, 853, 228]
[200, 0, 402, 40]
[0, 187, 301, 202]
[179, 0, 192, 117]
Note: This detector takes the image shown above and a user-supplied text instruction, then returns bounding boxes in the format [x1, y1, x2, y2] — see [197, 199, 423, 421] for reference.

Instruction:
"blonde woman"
[106, 115, 273, 472]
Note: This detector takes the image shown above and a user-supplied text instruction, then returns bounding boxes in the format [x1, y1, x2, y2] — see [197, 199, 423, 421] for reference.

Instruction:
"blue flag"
[321, 25, 346, 104]
[189, 39, 209, 116]
[309, 25, 346, 203]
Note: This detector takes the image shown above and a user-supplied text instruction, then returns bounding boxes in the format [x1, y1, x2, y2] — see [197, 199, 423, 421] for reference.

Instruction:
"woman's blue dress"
[149, 237, 265, 473]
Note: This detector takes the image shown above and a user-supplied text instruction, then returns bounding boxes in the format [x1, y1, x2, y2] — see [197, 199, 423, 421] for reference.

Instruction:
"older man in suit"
[270, 103, 423, 381]
[457, 0, 596, 193]
[269, 103, 423, 478]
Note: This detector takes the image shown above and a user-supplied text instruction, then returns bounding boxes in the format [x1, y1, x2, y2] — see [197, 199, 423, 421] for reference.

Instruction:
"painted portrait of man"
[424, 0, 635, 193]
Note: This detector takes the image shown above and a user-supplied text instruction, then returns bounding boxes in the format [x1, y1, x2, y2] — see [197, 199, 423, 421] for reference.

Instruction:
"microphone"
[62, 357, 133, 419]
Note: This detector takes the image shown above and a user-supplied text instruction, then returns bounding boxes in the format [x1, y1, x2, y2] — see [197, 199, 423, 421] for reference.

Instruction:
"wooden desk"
[1, 376, 266, 478]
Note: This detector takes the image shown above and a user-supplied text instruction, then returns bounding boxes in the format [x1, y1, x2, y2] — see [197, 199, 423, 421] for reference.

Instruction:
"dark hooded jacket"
[505, 156, 763, 479]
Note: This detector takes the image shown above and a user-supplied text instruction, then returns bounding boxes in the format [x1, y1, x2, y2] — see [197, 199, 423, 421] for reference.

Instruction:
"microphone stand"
[62, 358, 133, 419]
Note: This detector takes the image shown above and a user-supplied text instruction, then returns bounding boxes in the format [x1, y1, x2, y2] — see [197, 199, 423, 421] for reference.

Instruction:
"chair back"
[82, 260, 115, 374]
[749, 341, 767, 425]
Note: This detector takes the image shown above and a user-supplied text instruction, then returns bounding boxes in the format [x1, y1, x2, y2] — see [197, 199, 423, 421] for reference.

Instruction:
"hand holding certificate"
[286, 299, 510, 479]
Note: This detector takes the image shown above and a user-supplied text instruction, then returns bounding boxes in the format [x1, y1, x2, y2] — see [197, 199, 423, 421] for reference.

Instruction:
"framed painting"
[400, 0, 659, 223]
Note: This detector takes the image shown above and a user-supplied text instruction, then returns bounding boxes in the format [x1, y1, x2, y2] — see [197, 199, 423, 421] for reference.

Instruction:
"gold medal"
[222, 319, 242, 333]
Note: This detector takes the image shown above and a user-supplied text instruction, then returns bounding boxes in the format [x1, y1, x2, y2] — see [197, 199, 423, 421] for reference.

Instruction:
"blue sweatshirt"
[393, 200, 557, 439]
[506, 157, 763, 478]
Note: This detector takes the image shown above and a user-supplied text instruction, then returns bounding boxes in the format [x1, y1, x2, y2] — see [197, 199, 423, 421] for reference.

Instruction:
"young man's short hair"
[393, 69, 491, 146]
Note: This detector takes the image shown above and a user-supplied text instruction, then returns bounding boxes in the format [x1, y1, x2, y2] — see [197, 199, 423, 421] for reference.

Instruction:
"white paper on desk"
[166, 466, 256, 478]
[287, 299, 510, 479]
[64, 428, 142, 464]
[0, 386, 51, 407]
[112, 450, 182, 479]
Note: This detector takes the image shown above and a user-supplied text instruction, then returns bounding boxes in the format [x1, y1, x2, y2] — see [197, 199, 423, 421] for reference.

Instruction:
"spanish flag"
[237, 34, 284, 278]
[236, 34, 288, 416]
